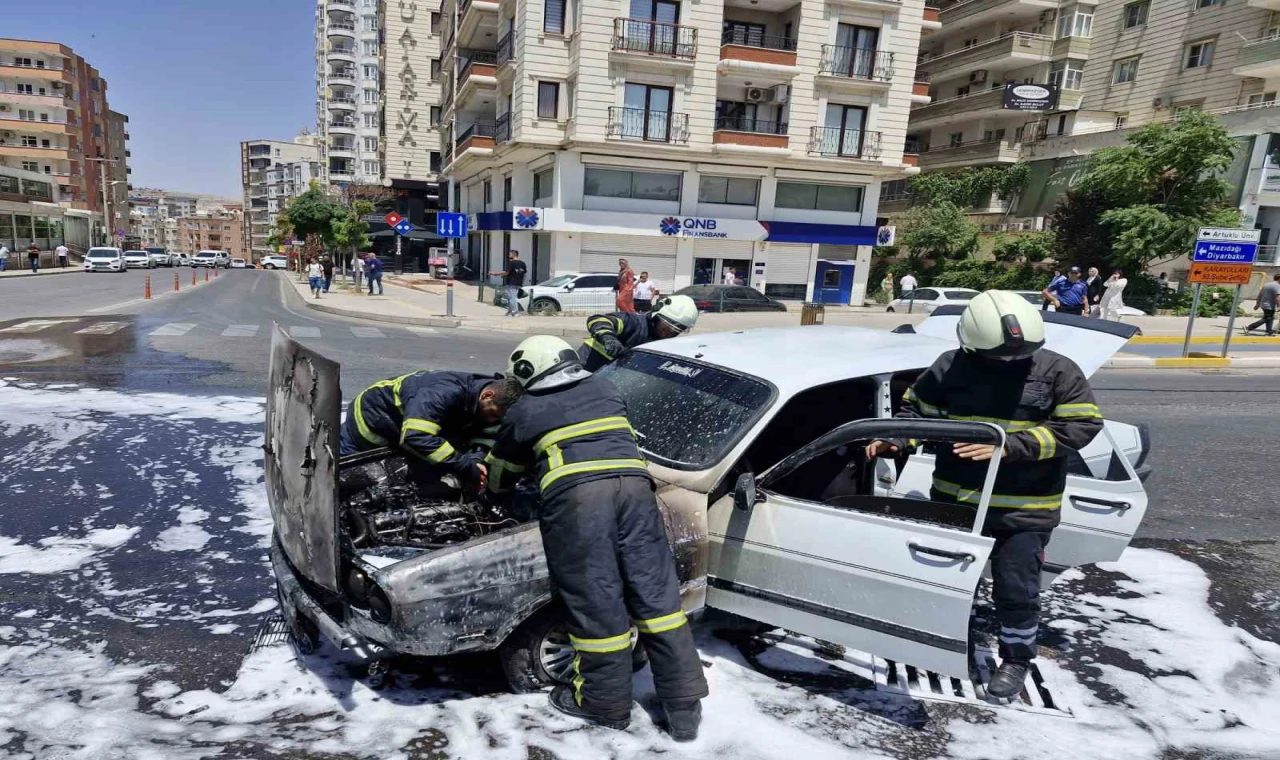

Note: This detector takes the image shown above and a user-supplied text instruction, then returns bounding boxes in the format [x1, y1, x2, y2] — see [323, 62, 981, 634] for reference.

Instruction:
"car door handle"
[908, 542, 976, 563]
[1069, 495, 1131, 511]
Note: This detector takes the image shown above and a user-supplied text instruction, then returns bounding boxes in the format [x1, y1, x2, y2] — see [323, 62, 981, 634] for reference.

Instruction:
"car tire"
[528, 298, 560, 316]
[885, 306, 895, 313]
[498, 605, 646, 694]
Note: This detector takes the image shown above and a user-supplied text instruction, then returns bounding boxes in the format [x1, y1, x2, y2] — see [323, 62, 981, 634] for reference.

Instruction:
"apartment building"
[437, 0, 923, 303]
[240, 135, 322, 259]
[316, 0, 385, 185]
[178, 210, 245, 259]
[0, 38, 130, 248]
[106, 110, 130, 237]
[383, 0, 445, 209]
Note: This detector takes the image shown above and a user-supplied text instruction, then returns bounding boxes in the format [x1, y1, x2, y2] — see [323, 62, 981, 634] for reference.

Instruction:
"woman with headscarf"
[615, 258, 636, 312]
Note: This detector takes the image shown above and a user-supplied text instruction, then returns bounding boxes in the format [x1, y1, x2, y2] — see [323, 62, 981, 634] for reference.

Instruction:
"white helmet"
[651, 294, 699, 335]
[957, 290, 1045, 359]
[507, 335, 591, 391]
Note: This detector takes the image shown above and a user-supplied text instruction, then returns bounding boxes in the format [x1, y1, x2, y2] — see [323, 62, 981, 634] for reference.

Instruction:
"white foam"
[0, 526, 140, 574]
[152, 508, 213, 553]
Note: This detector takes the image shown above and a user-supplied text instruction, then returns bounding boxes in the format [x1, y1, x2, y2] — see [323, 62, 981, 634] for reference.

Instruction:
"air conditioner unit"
[970, 69, 988, 83]
[2, 131, 12, 139]
[51, 82, 63, 90]
[1152, 96, 1170, 109]
[0, 105, 9, 112]
[745, 87, 768, 103]
[770, 84, 790, 103]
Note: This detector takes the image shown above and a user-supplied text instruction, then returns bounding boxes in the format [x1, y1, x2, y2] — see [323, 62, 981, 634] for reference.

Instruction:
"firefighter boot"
[663, 699, 702, 742]
[549, 685, 631, 731]
[987, 660, 1030, 703]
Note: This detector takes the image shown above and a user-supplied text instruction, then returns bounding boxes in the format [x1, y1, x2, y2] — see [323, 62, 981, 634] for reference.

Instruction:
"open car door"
[706, 419, 1006, 678]
[265, 324, 343, 593]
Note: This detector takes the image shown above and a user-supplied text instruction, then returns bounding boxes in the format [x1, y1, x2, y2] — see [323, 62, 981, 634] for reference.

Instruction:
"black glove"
[455, 451, 487, 487]
[600, 333, 626, 358]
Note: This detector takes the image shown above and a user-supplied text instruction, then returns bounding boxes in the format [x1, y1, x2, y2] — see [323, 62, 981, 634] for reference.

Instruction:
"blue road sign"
[393, 219, 414, 236]
[1193, 240, 1258, 264]
[437, 212, 468, 238]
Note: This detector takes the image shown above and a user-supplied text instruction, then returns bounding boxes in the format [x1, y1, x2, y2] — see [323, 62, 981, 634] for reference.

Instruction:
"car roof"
[640, 326, 954, 395]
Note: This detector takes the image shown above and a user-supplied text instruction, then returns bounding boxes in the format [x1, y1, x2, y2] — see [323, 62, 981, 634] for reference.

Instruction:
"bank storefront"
[471, 208, 894, 305]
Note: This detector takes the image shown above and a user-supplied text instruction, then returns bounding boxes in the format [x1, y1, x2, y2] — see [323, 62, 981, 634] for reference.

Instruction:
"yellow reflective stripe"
[483, 452, 527, 493]
[933, 478, 1062, 510]
[391, 373, 415, 412]
[903, 386, 943, 417]
[540, 458, 648, 491]
[533, 416, 633, 455]
[587, 316, 616, 331]
[1052, 402, 1102, 419]
[400, 418, 442, 445]
[947, 414, 1041, 432]
[1026, 426, 1056, 460]
[352, 391, 389, 446]
[572, 655, 586, 706]
[634, 610, 688, 635]
[547, 443, 565, 471]
[427, 441, 456, 463]
[469, 437, 496, 449]
[614, 316, 625, 332]
[569, 631, 632, 653]
[483, 453, 527, 473]
[584, 337, 614, 360]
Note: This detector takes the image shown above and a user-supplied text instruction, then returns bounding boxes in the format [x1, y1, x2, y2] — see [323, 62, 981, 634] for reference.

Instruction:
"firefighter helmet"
[507, 335, 591, 391]
[651, 294, 699, 335]
[957, 290, 1046, 359]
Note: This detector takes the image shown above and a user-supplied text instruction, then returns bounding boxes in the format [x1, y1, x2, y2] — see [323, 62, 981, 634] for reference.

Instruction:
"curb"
[1129, 335, 1280, 345]
[0, 267, 83, 281]
[1105, 355, 1280, 369]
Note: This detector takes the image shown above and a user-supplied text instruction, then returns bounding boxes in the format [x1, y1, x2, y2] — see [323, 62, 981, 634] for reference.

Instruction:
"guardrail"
[807, 127, 882, 159]
[496, 30, 515, 66]
[720, 28, 796, 51]
[819, 46, 894, 81]
[612, 18, 697, 59]
[606, 107, 689, 143]
[714, 116, 788, 135]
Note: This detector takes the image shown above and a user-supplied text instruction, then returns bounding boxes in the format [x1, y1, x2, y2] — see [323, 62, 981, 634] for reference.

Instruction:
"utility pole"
[87, 157, 116, 246]
[447, 0, 460, 285]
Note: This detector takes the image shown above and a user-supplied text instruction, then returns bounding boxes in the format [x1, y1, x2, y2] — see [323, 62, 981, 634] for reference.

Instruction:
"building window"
[1185, 40, 1214, 69]
[697, 176, 759, 206]
[1112, 56, 1140, 84]
[17, 83, 33, 94]
[430, 151, 442, 172]
[363, 16, 379, 31]
[91, 77, 100, 91]
[430, 58, 441, 81]
[363, 112, 380, 127]
[21, 136, 38, 147]
[362, 64, 378, 80]
[1174, 103, 1202, 116]
[1248, 92, 1277, 106]
[1123, 1, 1149, 29]
[533, 168, 554, 199]
[483, 179, 492, 205]
[364, 40, 379, 55]
[21, 161, 38, 172]
[545, 0, 566, 34]
[948, 131, 963, 147]
[503, 176, 512, 203]
[584, 167, 681, 201]
[431, 12, 441, 33]
[430, 106, 441, 125]
[1115, 114, 1128, 129]
[363, 137, 378, 151]
[363, 88, 379, 104]
[1056, 7, 1093, 38]
[1197, 0, 1223, 7]
[537, 81, 560, 119]
[774, 182, 864, 213]
[1049, 59, 1085, 90]
[363, 160, 380, 175]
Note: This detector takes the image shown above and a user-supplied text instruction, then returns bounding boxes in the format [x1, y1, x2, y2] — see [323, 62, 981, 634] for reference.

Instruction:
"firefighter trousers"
[539, 475, 709, 721]
[988, 529, 1052, 662]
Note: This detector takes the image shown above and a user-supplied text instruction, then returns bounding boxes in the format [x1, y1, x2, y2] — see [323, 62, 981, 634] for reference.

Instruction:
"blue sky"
[9, 1, 317, 198]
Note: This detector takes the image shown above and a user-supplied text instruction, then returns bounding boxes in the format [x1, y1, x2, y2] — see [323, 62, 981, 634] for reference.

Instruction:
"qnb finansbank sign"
[473, 207, 896, 247]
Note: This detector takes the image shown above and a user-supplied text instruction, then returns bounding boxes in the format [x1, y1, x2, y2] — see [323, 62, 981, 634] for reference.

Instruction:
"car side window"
[911, 288, 939, 301]
[733, 287, 768, 302]
[576, 275, 616, 289]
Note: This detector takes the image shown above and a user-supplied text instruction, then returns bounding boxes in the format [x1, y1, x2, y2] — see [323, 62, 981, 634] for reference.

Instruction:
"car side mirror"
[565, 282, 575, 290]
[733, 472, 764, 512]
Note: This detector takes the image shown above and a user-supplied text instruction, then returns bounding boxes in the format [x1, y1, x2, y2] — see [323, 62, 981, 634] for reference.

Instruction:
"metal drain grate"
[246, 614, 295, 654]
[873, 647, 1071, 717]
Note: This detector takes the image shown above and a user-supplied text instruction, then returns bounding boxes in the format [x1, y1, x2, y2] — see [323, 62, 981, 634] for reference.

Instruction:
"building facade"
[178, 210, 245, 259]
[240, 135, 322, 259]
[439, 0, 925, 303]
[316, 0, 385, 185]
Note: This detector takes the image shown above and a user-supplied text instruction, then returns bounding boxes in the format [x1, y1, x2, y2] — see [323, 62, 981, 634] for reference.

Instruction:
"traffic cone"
[192, 269, 197, 286]
[144, 274, 152, 300]
[214, 265, 219, 278]
[174, 271, 180, 292]
[204, 269, 209, 283]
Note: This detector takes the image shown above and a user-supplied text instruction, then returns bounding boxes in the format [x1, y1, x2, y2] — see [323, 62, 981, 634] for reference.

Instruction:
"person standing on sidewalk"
[55, 243, 69, 268]
[1100, 269, 1128, 321]
[306, 257, 324, 298]
[1245, 274, 1280, 336]
[1085, 267, 1103, 317]
[27, 244, 40, 274]
[321, 256, 334, 293]
[615, 259, 635, 312]
[1043, 266, 1088, 315]
[899, 271, 918, 294]
[633, 272, 657, 313]
[351, 253, 365, 292]
[0, 243, 9, 272]
[366, 254, 384, 295]
[489, 250, 527, 317]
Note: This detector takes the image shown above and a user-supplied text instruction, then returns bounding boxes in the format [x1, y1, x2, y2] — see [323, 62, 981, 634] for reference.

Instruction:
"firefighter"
[486, 335, 708, 740]
[339, 371, 524, 488]
[578, 294, 700, 371]
[865, 290, 1103, 702]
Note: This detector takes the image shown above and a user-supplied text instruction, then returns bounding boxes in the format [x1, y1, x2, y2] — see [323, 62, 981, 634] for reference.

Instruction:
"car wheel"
[885, 306, 895, 313]
[498, 605, 646, 694]
[528, 298, 560, 316]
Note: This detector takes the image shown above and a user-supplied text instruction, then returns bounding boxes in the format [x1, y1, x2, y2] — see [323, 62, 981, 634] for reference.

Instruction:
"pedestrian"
[1043, 266, 1088, 315]
[1085, 267, 1102, 317]
[1042, 270, 1064, 310]
[866, 290, 1103, 702]
[579, 295, 699, 371]
[1245, 273, 1280, 336]
[633, 271, 657, 312]
[488, 249, 527, 317]
[1100, 269, 1129, 321]
[366, 255, 384, 295]
[55, 243, 69, 268]
[0, 243, 9, 272]
[722, 267, 737, 286]
[486, 336, 709, 740]
[321, 256, 334, 293]
[1157, 272, 1171, 289]
[27, 244, 40, 274]
[352, 252, 365, 293]
[880, 273, 895, 301]
[306, 257, 324, 298]
[616, 258, 636, 312]
[899, 271, 918, 293]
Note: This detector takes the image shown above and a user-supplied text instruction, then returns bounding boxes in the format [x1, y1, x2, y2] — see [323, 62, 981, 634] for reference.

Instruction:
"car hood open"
[265, 324, 343, 592]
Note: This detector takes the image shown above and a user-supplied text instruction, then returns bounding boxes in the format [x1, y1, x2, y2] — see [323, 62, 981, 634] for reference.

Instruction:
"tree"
[281, 183, 343, 248]
[332, 200, 373, 265]
[909, 164, 1030, 208]
[899, 200, 979, 267]
[991, 232, 1055, 263]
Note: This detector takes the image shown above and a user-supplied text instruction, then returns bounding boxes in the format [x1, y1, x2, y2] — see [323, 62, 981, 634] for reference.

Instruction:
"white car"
[261, 254, 289, 270]
[145, 248, 172, 267]
[191, 250, 230, 268]
[123, 250, 154, 269]
[171, 252, 190, 266]
[886, 287, 979, 313]
[1012, 290, 1147, 317]
[83, 247, 126, 273]
[231, 258, 247, 269]
[518, 272, 619, 315]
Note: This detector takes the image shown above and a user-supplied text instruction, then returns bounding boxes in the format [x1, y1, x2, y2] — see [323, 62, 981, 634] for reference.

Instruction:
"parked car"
[262, 254, 290, 270]
[518, 272, 618, 315]
[145, 247, 172, 267]
[191, 250, 230, 268]
[675, 284, 788, 313]
[1012, 290, 1148, 317]
[171, 252, 190, 266]
[123, 250, 154, 269]
[267, 310, 1150, 693]
[231, 258, 247, 269]
[83, 247, 126, 273]
[886, 287, 980, 313]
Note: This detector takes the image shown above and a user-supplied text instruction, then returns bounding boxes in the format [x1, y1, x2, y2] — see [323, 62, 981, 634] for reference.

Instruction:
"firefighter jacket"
[579, 311, 654, 370]
[349, 371, 498, 476]
[485, 373, 650, 501]
[891, 348, 1103, 531]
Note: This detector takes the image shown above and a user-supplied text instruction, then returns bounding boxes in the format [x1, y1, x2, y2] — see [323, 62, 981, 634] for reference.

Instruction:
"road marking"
[222, 324, 260, 337]
[74, 321, 128, 335]
[149, 323, 197, 337]
[289, 326, 321, 338]
[403, 326, 438, 335]
[0, 319, 79, 333]
[349, 326, 385, 338]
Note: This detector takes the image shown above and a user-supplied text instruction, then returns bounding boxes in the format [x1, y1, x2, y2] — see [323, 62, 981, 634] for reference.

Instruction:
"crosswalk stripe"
[221, 324, 260, 337]
[0, 319, 79, 334]
[149, 323, 197, 337]
[349, 326, 385, 338]
[75, 321, 128, 335]
[403, 326, 438, 335]
[288, 326, 321, 338]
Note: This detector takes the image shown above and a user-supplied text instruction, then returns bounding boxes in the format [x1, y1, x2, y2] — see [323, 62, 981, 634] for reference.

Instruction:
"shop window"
[774, 182, 863, 212]
[584, 167, 681, 202]
[697, 176, 759, 205]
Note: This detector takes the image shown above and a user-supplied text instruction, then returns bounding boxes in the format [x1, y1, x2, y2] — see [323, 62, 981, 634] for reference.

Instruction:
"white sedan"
[886, 287, 979, 313]
[123, 250, 154, 269]
[261, 254, 289, 270]
[231, 258, 247, 269]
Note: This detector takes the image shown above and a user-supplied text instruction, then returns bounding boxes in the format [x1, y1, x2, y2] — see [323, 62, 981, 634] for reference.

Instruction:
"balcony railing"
[328, 119, 356, 129]
[607, 107, 689, 143]
[328, 20, 356, 31]
[714, 116, 788, 135]
[807, 126, 882, 159]
[462, 51, 498, 81]
[495, 112, 511, 144]
[329, 95, 356, 105]
[329, 69, 356, 82]
[497, 31, 515, 66]
[720, 28, 796, 51]
[2, 60, 64, 71]
[904, 138, 922, 153]
[819, 47, 894, 81]
[329, 46, 357, 56]
[612, 18, 697, 59]
[1239, 34, 1280, 68]
[455, 122, 497, 146]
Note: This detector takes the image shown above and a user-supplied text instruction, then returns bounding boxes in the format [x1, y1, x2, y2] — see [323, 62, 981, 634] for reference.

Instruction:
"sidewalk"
[0, 266, 81, 279]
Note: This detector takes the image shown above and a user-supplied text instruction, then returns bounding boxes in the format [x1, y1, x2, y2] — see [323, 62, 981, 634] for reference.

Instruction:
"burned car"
[266, 311, 1150, 690]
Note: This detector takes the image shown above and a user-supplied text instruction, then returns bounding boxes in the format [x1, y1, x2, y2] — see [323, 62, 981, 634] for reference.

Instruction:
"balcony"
[713, 117, 789, 150]
[495, 112, 511, 144]
[327, 20, 357, 38]
[935, 0, 1059, 33]
[458, 0, 501, 50]
[0, 143, 72, 160]
[827, 0, 903, 10]
[328, 95, 357, 111]
[0, 116, 73, 134]
[817, 47, 894, 89]
[919, 32, 1053, 81]
[611, 19, 697, 65]
[910, 87, 1007, 127]
[922, 2, 942, 32]
[606, 107, 689, 144]
[1234, 35, 1280, 79]
[328, 68, 356, 85]
[452, 122, 497, 162]
[1249, 0, 1280, 10]
[719, 28, 797, 69]
[807, 127, 882, 160]
[328, 45, 357, 63]
[328, 119, 357, 134]
[496, 31, 516, 67]
[460, 51, 499, 90]
[328, 0, 355, 7]
[329, 142, 356, 157]
[0, 90, 71, 108]
[918, 138, 1022, 170]
[903, 138, 921, 167]
[0, 61, 71, 82]
[912, 71, 932, 104]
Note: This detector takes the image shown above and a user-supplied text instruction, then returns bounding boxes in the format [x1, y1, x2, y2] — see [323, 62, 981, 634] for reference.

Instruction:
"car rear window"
[599, 351, 773, 470]
[87, 249, 117, 258]
[944, 291, 978, 300]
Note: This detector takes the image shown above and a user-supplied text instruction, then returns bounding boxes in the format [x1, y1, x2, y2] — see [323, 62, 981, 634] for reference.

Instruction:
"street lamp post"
[85, 158, 120, 245]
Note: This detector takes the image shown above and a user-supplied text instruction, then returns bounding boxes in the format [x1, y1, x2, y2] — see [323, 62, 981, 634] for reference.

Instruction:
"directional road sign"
[437, 212, 468, 238]
[1190, 227, 1259, 284]
[393, 219, 414, 236]
[384, 212, 403, 227]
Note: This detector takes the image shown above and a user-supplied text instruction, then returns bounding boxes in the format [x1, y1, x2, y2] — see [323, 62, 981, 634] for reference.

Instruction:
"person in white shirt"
[899, 272, 918, 293]
[0, 244, 8, 272]
[306, 258, 325, 298]
[1100, 269, 1128, 321]
[351, 253, 365, 292]
[722, 268, 737, 286]
[55, 244, 69, 268]
[633, 271, 658, 312]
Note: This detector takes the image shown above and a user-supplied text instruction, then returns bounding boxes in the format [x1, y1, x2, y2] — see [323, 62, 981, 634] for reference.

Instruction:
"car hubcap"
[539, 626, 576, 682]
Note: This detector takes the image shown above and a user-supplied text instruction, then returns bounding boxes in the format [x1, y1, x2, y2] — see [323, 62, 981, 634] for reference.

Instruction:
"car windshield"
[1015, 292, 1042, 305]
[538, 275, 574, 287]
[146, 248, 164, 254]
[126, 251, 147, 256]
[87, 249, 117, 258]
[944, 291, 978, 300]
[599, 351, 773, 470]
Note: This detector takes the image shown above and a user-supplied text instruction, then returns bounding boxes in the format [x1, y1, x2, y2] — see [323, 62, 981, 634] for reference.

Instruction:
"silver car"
[123, 250, 153, 269]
